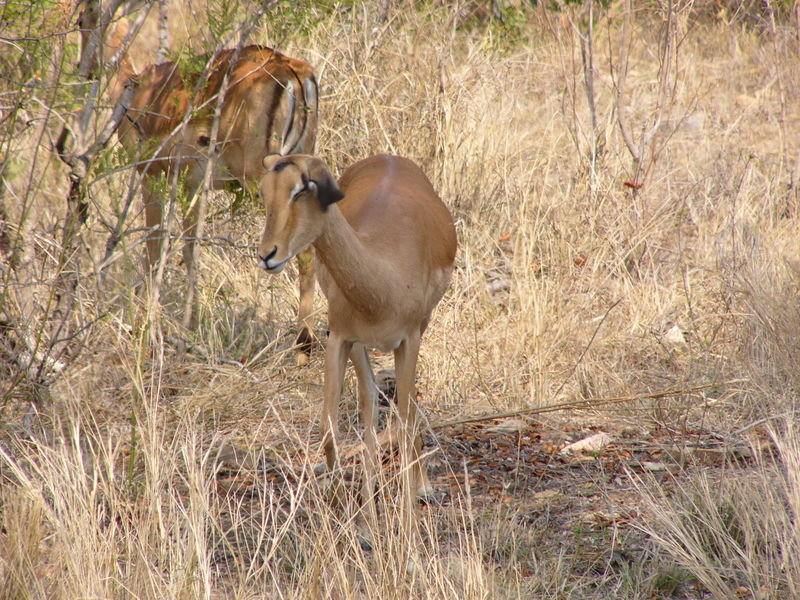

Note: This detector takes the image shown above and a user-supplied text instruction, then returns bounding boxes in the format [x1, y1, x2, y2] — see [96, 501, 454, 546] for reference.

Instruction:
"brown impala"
[257, 153, 457, 557]
[83, 15, 319, 358]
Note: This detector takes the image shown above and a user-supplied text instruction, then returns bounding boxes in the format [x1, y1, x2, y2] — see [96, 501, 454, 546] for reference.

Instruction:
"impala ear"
[262, 153, 282, 171]
[305, 157, 343, 210]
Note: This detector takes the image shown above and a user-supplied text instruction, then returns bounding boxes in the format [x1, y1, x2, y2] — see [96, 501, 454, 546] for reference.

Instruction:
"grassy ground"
[2, 1, 800, 598]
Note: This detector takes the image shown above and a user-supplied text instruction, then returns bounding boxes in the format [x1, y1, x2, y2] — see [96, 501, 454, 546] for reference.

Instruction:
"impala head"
[257, 154, 343, 273]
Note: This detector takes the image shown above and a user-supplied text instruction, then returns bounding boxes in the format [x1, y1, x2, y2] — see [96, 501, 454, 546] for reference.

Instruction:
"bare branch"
[57, 1, 153, 160]
[580, 1, 598, 177]
[76, 0, 126, 80]
[156, 0, 169, 63]
[616, 0, 641, 167]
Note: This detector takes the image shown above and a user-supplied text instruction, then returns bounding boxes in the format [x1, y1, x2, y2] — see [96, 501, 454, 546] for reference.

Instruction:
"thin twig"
[105, 4, 152, 74]
[580, 0, 598, 179]
[553, 296, 623, 400]
[156, 0, 169, 63]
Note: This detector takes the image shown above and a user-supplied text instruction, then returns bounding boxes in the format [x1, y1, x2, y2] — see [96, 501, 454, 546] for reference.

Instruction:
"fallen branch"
[431, 381, 743, 430]
[732, 410, 800, 436]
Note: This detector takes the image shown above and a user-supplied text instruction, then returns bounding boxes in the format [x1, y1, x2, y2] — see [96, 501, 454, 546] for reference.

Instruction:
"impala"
[257, 153, 457, 552]
[82, 14, 319, 356]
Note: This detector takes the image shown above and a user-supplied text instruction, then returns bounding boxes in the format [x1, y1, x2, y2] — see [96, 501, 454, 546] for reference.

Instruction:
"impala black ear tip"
[304, 156, 342, 210]
[316, 181, 344, 210]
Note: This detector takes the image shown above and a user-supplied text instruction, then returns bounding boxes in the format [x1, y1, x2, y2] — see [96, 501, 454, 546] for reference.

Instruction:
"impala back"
[117, 45, 318, 188]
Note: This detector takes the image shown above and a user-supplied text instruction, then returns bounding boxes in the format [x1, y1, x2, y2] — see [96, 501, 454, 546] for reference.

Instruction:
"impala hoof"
[417, 488, 442, 506]
[295, 350, 310, 367]
[295, 327, 315, 366]
[358, 528, 374, 552]
[417, 479, 439, 505]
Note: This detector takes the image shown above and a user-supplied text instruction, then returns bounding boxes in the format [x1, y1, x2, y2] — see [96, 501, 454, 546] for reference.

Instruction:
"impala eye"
[289, 182, 305, 202]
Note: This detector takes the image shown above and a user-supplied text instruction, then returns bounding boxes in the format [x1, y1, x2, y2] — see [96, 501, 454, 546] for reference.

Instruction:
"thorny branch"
[1, 1, 148, 402]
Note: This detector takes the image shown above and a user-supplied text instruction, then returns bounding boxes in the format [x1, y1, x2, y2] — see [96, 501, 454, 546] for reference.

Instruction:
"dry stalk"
[582, 2, 598, 178]
[552, 0, 601, 174]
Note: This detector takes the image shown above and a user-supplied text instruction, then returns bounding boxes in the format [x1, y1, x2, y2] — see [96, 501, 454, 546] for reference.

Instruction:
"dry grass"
[2, 0, 800, 598]
[634, 423, 800, 599]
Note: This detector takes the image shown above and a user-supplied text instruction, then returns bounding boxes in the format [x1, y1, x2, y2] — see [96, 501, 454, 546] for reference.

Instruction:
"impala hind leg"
[295, 248, 316, 365]
[142, 176, 166, 271]
[179, 182, 205, 330]
[394, 333, 428, 562]
[350, 343, 379, 549]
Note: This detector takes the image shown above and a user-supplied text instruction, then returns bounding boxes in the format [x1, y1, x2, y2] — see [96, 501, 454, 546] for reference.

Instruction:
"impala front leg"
[181, 181, 204, 330]
[350, 343, 379, 545]
[321, 333, 351, 483]
[142, 176, 166, 271]
[295, 247, 316, 365]
[180, 185, 200, 273]
[394, 333, 431, 500]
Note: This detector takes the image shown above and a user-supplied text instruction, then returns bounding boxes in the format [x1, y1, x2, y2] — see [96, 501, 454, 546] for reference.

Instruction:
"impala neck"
[313, 205, 389, 316]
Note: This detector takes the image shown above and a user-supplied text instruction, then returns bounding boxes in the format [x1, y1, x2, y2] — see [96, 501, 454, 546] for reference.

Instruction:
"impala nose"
[258, 246, 278, 270]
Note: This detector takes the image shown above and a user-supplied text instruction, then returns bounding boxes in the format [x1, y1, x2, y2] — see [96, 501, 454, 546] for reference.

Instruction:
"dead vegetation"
[1, 0, 800, 598]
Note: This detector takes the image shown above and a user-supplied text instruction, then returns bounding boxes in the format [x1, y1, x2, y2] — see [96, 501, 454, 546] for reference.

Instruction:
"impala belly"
[334, 317, 408, 353]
